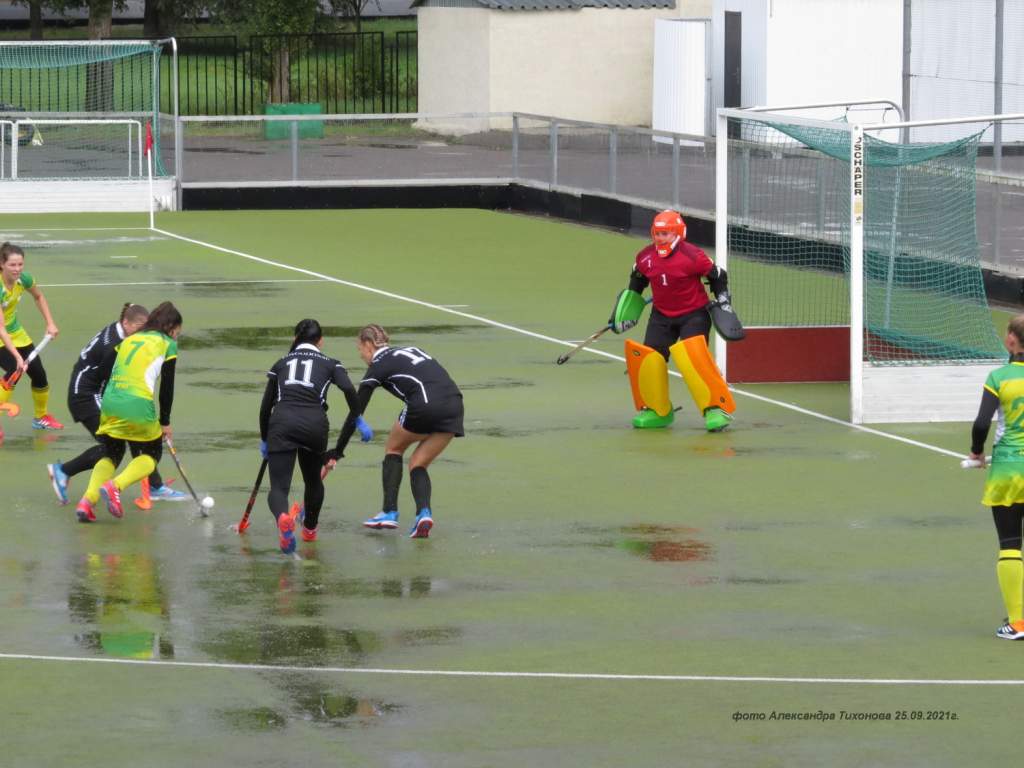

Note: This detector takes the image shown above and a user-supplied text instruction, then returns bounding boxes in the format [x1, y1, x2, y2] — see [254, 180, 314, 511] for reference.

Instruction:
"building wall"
[712, 0, 901, 121]
[418, 8, 492, 115]
[418, 1, 712, 126]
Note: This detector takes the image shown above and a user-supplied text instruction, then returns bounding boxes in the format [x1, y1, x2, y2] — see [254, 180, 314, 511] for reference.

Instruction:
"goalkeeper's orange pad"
[670, 336, 735, 414]
[625, 340, 673, 416]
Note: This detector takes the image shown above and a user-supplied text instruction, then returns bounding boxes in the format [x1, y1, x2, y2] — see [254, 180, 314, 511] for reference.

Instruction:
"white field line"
[154, 227, 968, 462]
[42, 279, 327, 288]
[0, 227, 151, 232]
[1, 652, 1022, 686]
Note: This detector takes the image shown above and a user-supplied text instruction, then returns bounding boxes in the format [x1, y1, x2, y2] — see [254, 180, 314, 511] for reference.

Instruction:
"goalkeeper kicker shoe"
[632, 408, 674, 429]
[47, 462, 69, 505]
[364, 511, 399, 530]
[704, 407, 733, 433]
[996, 619, 1024, 640]
[409, 509, 433, 539]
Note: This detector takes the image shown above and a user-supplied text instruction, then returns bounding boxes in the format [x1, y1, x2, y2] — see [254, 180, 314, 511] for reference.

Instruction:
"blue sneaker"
[47, 462, 69, 505]
[363, 511, 399, 530]
[409, 509, 433, 539]
[150, 485, 189, 501]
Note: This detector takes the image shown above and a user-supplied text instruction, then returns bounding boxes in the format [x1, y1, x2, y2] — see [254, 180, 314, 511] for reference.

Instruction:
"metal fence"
[169, 110, 1024, 274]
[159, 31, 417, 117]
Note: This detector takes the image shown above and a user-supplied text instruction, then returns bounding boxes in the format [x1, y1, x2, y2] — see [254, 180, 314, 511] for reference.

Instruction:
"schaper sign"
[852, 130, 864, 223]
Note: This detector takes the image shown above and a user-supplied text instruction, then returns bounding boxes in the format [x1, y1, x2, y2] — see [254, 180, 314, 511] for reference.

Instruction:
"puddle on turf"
[181, 323, 480, 352]
[218, 707, 288, 731]
[565, 523, 715, 564]
[460, 378, 534, 391]
[187, 379, 267, 393]
[67, 553, 175, 660]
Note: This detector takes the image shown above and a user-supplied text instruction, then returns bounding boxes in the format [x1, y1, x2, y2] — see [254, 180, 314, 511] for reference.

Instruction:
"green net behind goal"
[726, 116, 1003, 364]
[0, 41, 166, 176]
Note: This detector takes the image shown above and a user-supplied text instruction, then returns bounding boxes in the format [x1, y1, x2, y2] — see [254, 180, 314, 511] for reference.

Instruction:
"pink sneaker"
[99, 481, 124, 518]
[301, 525, 317, 542]
[32, 414, 64, 430]
[75, 498, 96, 523]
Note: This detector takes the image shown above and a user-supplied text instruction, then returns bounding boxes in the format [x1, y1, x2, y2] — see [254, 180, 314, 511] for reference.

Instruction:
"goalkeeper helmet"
[651, 210, 686, 257]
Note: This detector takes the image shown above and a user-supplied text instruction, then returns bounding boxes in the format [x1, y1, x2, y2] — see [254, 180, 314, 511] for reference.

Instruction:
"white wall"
[417, 8, 492, 116]
[418, 1, 712, 126]
[712, 0, 901, 123]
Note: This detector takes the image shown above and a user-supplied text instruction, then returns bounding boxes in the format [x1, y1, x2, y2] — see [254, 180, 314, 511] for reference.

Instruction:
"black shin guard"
[61, 444, 107, 478]
[382, 453, 403, 512]
[410, 466, 431, 512]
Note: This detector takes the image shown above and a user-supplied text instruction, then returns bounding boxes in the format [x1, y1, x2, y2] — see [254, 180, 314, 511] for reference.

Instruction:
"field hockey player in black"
[259, 319, 370, 554]
[328, 323, 464, 539]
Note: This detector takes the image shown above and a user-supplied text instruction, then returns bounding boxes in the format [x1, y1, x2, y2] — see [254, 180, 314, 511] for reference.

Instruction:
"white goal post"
[715, 103, 1022, 424]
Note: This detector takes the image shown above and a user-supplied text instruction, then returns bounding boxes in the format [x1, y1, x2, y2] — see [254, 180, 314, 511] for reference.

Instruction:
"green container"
[264, 102, 324, 140]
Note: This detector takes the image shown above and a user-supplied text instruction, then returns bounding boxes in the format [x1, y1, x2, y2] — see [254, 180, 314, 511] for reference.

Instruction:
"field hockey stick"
[556, 324, 612, 365]
[231, 458, 267, 534]
[1, 333, 53, 391]
[163, 437, 208, 517]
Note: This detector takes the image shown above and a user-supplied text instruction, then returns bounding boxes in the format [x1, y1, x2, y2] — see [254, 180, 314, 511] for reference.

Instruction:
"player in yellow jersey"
[0, 242, 63, 430]
[967, 313, 1024, 640]
[75, 302, 182, 523]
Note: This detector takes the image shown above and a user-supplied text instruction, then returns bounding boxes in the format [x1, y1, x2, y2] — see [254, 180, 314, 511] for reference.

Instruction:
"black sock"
[148, 467, 164, 489]
[382, 453, 403, 512]
[61, 444, 107, 478]
[410, 466, 431, 513]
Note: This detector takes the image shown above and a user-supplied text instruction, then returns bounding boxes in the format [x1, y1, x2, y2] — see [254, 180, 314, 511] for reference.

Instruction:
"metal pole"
[994, 0, 1004, 172]
[174, 116, 183, 210]
[549, 120, 558, 187]
[11, 120, 18, 180]
[672, 136, 680, 208]
[512, 114, 519, 180]
[850, 124, 866, 424]
[901, 0, 911, 144]
[609, 127, 617, 195]
[291, 120, 299, 181]
[714, 111, 729, 377]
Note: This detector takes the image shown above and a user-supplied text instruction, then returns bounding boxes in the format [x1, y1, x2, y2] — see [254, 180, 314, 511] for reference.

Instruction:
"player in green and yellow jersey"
[75, 302, 183, 523]
[968, 313, 1024, 640]
[0, 242, 62, 430]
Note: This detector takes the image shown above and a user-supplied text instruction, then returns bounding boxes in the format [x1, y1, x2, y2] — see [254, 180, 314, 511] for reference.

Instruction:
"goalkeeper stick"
[556, 324, 612, 365]
[231, 459, 267, 533]
[1, 333, 53, 391]
[164, 437, 207, 517]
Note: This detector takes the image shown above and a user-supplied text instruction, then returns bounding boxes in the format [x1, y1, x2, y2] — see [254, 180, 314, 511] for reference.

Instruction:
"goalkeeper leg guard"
[669, 336, 735, 431]
[625, 340, 674, 429]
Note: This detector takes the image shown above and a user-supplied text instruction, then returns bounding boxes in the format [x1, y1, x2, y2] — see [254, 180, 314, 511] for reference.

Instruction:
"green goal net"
[0, 41, 168, 176]
[724, 115, 1003, 364]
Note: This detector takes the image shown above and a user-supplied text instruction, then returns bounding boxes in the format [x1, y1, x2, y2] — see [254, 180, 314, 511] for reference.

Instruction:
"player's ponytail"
[120, 302, 149, 325]
[291, 318, 323, 351]
[358, 324, 390, 349]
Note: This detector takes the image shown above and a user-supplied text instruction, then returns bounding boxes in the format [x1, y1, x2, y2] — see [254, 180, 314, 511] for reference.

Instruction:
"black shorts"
[267, 406, 329, 454]
[68, 393, 101, 426]
[400, 394, 464, 437]
[643, 306, 711, 358]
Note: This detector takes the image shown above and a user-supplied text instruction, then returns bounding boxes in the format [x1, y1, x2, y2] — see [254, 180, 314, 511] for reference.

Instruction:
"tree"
[143, 0, 209, 38]
[208, 0, 321, 103]
[326, 0, 382, 33]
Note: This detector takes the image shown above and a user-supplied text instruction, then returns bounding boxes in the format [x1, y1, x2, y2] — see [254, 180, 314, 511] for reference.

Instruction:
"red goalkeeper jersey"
[633, 240, 714, 317]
